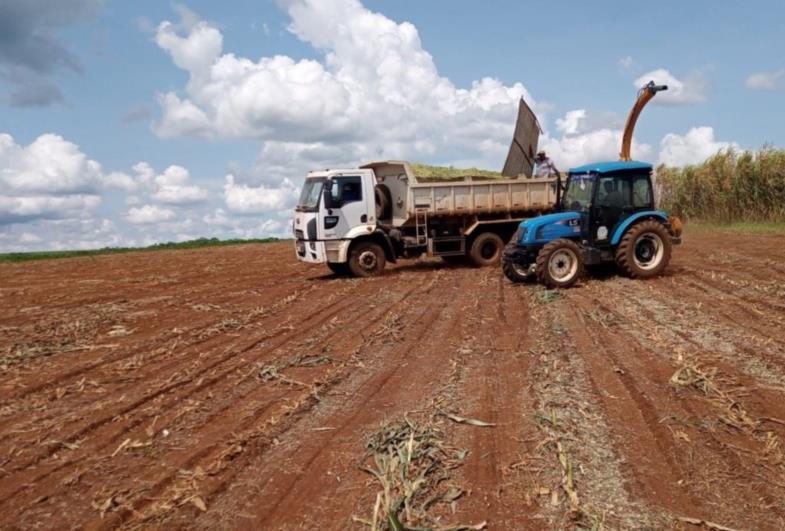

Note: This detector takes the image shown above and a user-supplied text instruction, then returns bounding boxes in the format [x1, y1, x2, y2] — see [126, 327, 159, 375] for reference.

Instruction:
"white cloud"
[541, 128, 653, 170]
[619, 56, 634, 69]
[0, 194, 100, 224]
[745, 70, 785, 91]
[126, 204, 176, 224]
[152, 1, 541, 171]
[19, 232, 42, 244]
[635, 69, 706, 106]
[0, 133, 102, 194]
[150, 165, 208, 204]
[658, 127, 739, 167]
[223, 175, 299, 214]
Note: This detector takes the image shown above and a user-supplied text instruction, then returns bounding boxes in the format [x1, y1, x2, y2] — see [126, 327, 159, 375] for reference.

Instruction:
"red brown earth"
[1, 227, 784, 530]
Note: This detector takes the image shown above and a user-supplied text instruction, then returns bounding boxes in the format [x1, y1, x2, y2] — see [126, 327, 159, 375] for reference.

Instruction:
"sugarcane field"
[2, 1, 785, 530]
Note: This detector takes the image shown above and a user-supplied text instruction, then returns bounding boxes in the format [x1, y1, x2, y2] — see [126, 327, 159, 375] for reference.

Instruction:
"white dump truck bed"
[359, 161, 558, 225]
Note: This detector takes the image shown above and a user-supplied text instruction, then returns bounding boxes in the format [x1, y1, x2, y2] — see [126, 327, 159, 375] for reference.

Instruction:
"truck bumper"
[295, 239, 327, 264]
[295, 239, 350, 264]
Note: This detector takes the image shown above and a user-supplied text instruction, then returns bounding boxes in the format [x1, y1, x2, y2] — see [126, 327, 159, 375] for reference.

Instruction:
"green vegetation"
[410, 162, 503, 181]
[658, 148, 785, 223]
[0, 237, 283, 264]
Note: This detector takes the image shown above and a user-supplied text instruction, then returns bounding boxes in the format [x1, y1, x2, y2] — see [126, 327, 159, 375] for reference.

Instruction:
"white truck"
[293, 160, 559, 276]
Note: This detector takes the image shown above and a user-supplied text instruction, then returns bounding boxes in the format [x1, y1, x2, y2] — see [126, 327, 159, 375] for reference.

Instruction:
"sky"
[1, 0, 783, 252]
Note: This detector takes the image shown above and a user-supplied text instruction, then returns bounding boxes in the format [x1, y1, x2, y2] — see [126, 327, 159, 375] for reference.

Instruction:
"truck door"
[324, 173, 374, 239]
[591, 174, 632, 244]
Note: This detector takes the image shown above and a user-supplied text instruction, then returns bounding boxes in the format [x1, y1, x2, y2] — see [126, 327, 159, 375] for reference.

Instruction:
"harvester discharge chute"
[501, 98, 541, 178]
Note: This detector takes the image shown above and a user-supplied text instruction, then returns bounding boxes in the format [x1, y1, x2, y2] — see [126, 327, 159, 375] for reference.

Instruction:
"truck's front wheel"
[348, 242, 386, 277]
[469, 232, 504, 267]
[327, 262, 350, 276]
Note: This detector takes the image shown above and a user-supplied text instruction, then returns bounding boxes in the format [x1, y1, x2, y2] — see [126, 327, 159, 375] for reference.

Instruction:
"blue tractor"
[501, 82, 683, 288]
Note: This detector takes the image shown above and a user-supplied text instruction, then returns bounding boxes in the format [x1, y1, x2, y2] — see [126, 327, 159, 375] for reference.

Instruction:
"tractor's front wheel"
[502, 256, 532, 283]
[615, 220, 672, 278]
[536, 239, 584, 289]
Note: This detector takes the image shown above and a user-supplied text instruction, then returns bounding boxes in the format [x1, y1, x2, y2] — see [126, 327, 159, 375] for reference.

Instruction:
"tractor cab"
[501, 159, 680, 288]
[561, 160, 655, 247]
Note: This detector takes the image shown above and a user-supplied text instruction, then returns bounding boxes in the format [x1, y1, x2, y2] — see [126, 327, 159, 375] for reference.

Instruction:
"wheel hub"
[549, 249, 578, 281]
[358, 250, 377, 270]
[633, 233, 664, 270]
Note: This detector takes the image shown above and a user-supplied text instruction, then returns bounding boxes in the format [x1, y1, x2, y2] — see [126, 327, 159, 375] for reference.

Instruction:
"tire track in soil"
[0, 278, 387, 515]
[1, 279, 434, 528]
[87, 270, 438, 530]
[0, 281, 353, 479]
[4, 269, 435, 528]
[446, 270, 545, 530]
[0, 245, 309, 400]
[567, 280, 785, 529]
[0, 281, 323, 440]
[187, 268, 471, 530]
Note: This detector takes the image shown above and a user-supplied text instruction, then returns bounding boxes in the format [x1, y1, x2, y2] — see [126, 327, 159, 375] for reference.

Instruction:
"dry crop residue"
[1, 229, 784, 530]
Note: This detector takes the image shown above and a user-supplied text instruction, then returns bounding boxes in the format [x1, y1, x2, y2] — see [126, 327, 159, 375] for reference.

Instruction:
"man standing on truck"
[534, 150, 559, 178]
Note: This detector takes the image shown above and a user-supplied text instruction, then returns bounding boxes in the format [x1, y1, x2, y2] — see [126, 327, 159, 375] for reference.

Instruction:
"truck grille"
[295, 230, 304, 240]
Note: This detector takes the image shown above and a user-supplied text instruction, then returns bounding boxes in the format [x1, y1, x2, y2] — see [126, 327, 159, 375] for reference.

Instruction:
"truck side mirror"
[323, 183, 335, 209]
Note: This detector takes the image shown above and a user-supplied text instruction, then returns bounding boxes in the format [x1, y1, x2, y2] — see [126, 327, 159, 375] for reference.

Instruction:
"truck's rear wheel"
[536, 239, 583, 289]
[348, 242, 386, 277]
[469, 232, 504, 267]
[502, 257, 531, 283]
[327, 262, 350, 276]
[615, 220, 672, 278]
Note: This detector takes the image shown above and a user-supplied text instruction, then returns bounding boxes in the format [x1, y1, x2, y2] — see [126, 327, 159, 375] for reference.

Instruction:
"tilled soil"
[1, 229, 784, 530]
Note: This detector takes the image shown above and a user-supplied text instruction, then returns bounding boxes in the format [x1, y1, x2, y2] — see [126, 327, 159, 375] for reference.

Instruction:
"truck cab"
[293, 168, 379, 269]
[502, 160, 682, 288]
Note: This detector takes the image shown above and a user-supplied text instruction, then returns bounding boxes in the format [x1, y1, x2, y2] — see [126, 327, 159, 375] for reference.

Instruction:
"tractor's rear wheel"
[615, 220, 672, 278]
[502, 257, 531, 283]
[535, 239, 583, 289]
[469, 232, 504, 267]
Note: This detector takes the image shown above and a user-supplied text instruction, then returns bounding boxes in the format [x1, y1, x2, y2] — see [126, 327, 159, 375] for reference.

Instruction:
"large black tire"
[535, 239, 584, 289]
[347, 241, 386, 277]
[502, 256, 531, 283]
[374, 185, 392, 221]
[469, 232, 504, 267]
[326, 261, 350, 276]
[615, 219, 672, 278]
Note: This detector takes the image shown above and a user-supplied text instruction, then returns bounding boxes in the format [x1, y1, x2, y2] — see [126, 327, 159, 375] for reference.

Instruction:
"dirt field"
[2, 228, 785, 530]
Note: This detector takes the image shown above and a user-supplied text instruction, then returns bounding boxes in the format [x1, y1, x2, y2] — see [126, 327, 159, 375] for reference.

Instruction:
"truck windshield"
[562, 173, 595, 212]
[296, 178, 325, 212]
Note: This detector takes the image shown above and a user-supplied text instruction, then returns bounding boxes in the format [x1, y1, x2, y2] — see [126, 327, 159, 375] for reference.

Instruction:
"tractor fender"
[610, 211, 668, 246]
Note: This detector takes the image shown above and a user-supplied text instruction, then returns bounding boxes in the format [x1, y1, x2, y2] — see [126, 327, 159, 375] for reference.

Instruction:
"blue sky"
[1, 0, 783, 251]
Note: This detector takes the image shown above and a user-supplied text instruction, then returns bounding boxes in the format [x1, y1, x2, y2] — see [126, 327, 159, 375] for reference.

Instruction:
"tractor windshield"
[562, 173, 595, 212]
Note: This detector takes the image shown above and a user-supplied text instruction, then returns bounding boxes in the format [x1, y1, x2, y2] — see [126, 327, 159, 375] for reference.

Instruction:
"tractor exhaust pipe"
[620, 81, 668, 161]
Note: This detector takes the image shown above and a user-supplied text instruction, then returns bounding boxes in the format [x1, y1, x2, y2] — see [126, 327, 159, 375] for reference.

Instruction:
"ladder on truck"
[414, 208, 428, 246]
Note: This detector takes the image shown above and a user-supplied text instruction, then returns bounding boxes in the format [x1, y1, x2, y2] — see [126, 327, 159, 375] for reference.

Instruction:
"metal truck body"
[293, 160, 558, 276]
